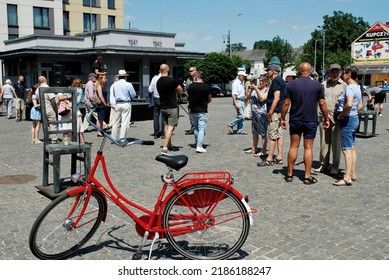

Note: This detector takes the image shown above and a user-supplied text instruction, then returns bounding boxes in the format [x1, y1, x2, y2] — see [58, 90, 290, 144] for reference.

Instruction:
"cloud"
[176, 32, 196, 40]
[201, 35, 213, 42]
[268, 19, 279, 25]
[287, 24, 315, 31]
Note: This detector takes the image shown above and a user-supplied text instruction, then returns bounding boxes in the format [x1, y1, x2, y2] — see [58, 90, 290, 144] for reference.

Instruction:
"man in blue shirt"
[280, 62, 330, 184]
[258, 64, 286, 166]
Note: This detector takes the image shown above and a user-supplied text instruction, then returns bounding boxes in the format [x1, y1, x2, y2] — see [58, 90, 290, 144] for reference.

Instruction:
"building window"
[8, 34, 19, 40]
[83, 0, 98, 7]
[33, 7, 49, 28]
[7, 62, 18, 76]
[84, 13, 97, 32]
[108, 16, 115, 28]
[63, 11, 70, 34]
[63, 0, 69, 3]
[7, 4, 18, 26]
[108, 0, 115, 9]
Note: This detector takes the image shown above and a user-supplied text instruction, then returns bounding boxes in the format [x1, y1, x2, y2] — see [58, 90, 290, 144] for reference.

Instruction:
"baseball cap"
[265, 64, 280, 72]
[237, 71, 247, 77]
[88, 73, 97, 79]
[329, 64, 341, 71]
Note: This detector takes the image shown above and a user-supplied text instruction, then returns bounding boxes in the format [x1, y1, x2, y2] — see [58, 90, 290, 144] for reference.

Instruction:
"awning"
[352, 63, 389, 74]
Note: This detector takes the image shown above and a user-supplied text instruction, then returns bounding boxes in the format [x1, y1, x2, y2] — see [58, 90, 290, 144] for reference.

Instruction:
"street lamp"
[318, 26, 326, 76]
[222, 30, 231, 57]
[314, 39, 322, 72]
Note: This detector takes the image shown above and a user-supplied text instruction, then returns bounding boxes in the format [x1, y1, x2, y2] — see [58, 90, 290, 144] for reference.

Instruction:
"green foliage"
[264, 36, 294, 71]
[253, 40, 271, 50]
[230, 43, 247, 52]
[296, 11, 370, 73]
[184, 52, 237, 84]
[231, 55, 251, 73]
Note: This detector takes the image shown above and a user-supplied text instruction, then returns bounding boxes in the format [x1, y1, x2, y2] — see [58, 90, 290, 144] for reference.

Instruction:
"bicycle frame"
[67, 141, 253, 239]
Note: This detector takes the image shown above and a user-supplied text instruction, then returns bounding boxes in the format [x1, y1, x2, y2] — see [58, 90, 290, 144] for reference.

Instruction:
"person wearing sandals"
[245, 75, 269, 156]
[333, 66, 363, 186]
[280, 62, 330, 184]
[257, 64, 286, 166]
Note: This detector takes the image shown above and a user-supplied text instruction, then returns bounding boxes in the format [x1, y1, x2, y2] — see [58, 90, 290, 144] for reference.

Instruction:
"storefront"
[351, 21, 389, 86]
[0, 28, 204, 99]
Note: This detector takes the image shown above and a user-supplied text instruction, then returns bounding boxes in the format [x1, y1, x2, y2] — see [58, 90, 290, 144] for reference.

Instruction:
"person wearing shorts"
[156, 64, 183, 155]
[280, 62, 329, 184]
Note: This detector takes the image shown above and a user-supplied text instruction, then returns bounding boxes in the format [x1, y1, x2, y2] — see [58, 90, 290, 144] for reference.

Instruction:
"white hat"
[237, 71, 247, 77]
[118, 69, 129, 76]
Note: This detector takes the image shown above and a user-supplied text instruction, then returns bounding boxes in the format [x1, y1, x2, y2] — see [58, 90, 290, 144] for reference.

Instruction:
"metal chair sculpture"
[37, 87, 91, 196]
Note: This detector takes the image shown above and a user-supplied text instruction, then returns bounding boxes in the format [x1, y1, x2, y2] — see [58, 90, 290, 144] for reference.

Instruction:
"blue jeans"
[192, 112, 208, 148]
[229, 99, 244, 133]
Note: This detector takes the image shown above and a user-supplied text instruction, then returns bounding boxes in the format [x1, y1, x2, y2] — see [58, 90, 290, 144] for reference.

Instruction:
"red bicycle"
[29, 107, 255, 260]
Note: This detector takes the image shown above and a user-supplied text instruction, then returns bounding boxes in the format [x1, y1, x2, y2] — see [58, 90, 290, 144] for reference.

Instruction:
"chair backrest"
[39, 87, 78, 144]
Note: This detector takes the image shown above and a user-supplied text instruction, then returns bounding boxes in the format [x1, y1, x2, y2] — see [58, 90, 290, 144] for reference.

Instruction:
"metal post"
[322, 29, 326, 75]
[228, 30, 231, 58]
[314, 39, 322, 72]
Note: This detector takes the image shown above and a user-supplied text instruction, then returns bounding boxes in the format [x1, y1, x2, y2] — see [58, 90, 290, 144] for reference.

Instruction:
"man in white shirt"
[148, 72, 162, 138]
[110, 70, 136, 140]
[227, 71, 248, 134]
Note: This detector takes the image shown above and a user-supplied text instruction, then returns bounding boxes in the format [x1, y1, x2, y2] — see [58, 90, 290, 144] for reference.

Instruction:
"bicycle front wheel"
[162, 184, 250, 260]
[29, 190, 105, 259]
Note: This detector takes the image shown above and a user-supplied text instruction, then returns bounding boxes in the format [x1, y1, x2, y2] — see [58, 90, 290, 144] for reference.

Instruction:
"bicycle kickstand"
[132, 231, 149, 260]
[148, 232, 159, 260]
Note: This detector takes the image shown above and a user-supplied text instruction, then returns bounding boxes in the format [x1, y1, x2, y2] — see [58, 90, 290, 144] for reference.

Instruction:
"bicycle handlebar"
[87, 106, 154, 147]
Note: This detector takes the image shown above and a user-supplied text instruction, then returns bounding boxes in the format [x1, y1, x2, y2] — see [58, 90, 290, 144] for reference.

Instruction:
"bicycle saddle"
[155, 155, 188, 171]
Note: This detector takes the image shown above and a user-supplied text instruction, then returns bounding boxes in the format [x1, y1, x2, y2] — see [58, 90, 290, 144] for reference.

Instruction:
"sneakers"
[379, 113, 382, 116]
[196, 147, 207, 153]
[227, 124, 234, 134]
[161, 148, 174, 155]
[237, 131, 248, 135]
[31, 139, 43, 144]
[314, 165, 328, 173]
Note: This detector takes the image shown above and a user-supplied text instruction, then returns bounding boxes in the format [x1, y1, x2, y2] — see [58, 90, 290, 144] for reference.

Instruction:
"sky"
[124, 0, 389, 53]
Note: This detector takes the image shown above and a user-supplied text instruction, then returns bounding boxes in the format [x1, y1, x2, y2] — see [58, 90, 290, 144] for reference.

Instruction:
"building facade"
[351, 21, 389, 86]
[0, 0, 203, 98]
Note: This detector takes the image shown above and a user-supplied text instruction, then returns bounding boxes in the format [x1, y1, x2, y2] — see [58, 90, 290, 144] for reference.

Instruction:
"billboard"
[352, 22, 389, 62]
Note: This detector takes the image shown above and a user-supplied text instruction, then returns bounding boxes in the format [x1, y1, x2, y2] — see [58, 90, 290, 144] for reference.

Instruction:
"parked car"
[210, 84, 221, 96]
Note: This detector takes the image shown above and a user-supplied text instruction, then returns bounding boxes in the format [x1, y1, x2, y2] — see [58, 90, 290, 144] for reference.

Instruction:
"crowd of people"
[0, 55, 137, 146]
[225, 62, 365, 186]
[0, 59, 381, 187]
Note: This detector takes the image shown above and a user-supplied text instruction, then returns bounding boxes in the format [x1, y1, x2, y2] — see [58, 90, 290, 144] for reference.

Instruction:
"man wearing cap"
[314, 63, 346, 175]
[227, 71, 248, 135]
[110, 70, 136, 140]
[258, 64, 286, 167]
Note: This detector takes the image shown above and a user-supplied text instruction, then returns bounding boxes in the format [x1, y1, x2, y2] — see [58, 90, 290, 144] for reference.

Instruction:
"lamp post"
[318, 26, 326, 76]
[222, 30, 231, 57]
[314, 39, 322, 73]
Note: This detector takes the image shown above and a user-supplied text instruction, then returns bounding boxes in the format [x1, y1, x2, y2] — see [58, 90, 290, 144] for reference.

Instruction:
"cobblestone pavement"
[0, 97, 388, 260]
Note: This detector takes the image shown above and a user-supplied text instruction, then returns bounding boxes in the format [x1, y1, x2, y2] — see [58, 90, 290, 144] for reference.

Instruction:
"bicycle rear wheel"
[162, 184, 250, 260]
[29, 190, 105, 259]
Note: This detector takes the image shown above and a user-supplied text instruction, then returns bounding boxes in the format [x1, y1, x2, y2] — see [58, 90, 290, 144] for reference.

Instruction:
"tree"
[253, 40, 271, 50]
[231, 55, 251, 74]
[295, 11, 370, 74]
[184, 52, 237, 84]
[226, 43, 247, 52]
[264, 36, 294, 72]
